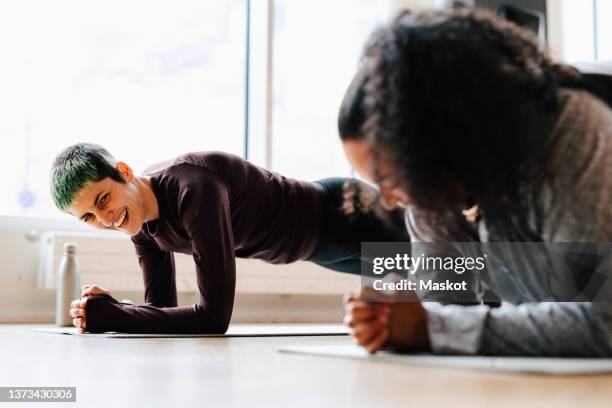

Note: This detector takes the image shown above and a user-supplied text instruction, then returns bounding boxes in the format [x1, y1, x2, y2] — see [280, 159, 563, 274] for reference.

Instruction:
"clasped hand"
[69, 285, 111, 333]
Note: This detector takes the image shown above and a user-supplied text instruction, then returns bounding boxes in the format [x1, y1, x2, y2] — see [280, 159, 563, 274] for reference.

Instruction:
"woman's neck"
[136, 176, 159, 222]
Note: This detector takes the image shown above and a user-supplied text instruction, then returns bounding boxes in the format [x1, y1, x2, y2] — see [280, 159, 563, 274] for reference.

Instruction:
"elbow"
[193, 304, 231, 334]
[200, 317, 229, 334]
[214, 318, 230, 334]
[213, 310, 231, 333]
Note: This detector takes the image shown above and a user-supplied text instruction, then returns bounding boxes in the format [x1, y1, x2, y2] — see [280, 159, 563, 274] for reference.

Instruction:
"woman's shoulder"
[547, 89, 612, 172]
[147, 151, 251, 187]
[175, 151, 245, 170]
[144, 151, 245, 176]
[145, 154, 233, 212]
[541, 89, 612, 241]
[554, 88, 612, 136]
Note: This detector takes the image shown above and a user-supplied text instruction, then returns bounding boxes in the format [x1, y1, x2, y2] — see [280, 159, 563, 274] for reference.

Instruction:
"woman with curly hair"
[340, 8, 612, 355]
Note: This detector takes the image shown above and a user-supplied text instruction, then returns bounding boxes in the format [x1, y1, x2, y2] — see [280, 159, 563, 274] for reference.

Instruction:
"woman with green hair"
[51, 143, 408, 333]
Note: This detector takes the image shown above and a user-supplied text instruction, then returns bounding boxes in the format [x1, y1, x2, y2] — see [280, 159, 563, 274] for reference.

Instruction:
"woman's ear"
[115, 161, 134, 181]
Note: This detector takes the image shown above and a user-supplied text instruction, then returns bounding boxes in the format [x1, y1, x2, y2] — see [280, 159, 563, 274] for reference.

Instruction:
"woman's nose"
[97, 210, 114, 228]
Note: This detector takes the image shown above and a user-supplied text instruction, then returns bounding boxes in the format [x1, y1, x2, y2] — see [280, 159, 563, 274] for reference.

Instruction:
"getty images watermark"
[360, 242, 612, 302]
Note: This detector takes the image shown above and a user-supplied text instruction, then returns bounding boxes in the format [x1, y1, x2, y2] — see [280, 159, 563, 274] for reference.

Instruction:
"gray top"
[407, 89, 612, 356]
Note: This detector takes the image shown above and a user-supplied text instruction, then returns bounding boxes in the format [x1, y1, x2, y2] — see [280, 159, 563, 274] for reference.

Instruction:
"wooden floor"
[1, 324, 611, 408]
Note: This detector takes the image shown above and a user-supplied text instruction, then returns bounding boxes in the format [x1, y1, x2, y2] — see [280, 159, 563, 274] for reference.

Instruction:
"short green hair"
[50, 143, 125, 211]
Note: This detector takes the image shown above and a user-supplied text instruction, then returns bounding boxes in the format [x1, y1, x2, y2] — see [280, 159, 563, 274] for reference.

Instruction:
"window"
[2, 0, 387, 220]
[270, 0, 386, 180]
[555, 0, 610, 63]
[595, 0, 612, 60]
[0, 0, 246, 218]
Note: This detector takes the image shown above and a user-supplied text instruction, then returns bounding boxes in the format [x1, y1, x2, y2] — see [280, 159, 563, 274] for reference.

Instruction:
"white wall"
[0, 217, 345, 324]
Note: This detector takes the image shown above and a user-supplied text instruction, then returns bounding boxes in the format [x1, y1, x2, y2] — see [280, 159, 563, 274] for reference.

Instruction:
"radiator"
[38, 232, 357, 295]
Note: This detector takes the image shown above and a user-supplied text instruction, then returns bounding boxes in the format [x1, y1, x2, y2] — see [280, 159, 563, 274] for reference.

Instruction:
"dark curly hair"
[357, 8, 577, 214]
[338, 68, 368, 140]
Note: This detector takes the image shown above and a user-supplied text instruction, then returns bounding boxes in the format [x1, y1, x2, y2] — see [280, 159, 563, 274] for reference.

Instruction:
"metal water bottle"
[55, 243, 80, 327]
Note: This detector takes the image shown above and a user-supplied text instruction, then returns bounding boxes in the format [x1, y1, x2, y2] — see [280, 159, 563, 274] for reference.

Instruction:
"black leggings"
[306, 178, 410, 275]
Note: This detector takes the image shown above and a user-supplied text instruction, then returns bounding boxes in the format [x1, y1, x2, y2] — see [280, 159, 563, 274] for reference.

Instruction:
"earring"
[461, 204, 480, 223]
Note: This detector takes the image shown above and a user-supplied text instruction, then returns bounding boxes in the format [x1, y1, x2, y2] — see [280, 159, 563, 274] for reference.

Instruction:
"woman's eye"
[99, 193, 108, 206]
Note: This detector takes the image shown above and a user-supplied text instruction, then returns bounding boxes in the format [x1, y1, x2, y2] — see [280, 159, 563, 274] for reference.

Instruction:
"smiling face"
[68, 162, 149, 236]
[342, 139, 411, 210]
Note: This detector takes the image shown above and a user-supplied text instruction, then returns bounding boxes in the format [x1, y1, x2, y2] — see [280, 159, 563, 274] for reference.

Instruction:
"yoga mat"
[279, 344, 612, 375]
[34, 324, 350, 338]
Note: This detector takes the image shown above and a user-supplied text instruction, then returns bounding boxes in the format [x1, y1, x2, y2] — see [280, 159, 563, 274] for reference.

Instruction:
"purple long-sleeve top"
[86, 152, 320, 333]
